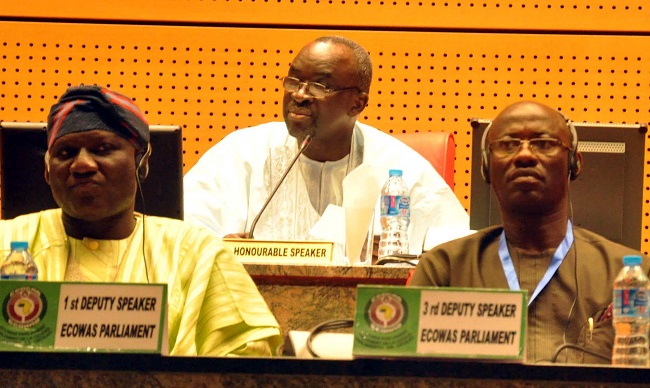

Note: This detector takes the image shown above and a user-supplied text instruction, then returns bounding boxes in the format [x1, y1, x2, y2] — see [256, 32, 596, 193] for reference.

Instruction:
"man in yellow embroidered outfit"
[0, 85, 282, 356]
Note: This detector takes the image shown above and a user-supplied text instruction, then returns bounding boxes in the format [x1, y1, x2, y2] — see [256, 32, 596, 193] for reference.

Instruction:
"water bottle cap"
[388, 169, 403, 176]
[9, 241, 29, 250]
[623, 255, 642, 266]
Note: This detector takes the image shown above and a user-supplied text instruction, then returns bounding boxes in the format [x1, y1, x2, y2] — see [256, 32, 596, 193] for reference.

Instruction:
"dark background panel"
[0, 124, 183, 220]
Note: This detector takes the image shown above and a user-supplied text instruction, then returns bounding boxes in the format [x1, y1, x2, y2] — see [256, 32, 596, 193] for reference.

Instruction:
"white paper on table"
[342, 164, 384, 263]
[309, 205, 347, 264]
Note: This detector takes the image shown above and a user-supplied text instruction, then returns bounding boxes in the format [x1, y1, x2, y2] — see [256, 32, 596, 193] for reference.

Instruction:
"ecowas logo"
[3, 287, 47, 329]
[365, 293, 408, 333]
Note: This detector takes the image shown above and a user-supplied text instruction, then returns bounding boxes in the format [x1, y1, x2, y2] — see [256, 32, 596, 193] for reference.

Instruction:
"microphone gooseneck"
[248, 134, 312, 239]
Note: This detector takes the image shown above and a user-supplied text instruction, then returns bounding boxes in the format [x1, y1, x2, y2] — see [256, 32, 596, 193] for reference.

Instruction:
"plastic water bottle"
[0, 241, 38, 280]
[378, 169, 410, 258]
[612, 254, 649, 366]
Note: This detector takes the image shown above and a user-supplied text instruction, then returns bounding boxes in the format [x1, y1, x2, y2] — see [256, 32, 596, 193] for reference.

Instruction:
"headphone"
[480, 111, 581, 184]
[136, 144, 151, 182]
[135, 143, 151, 283]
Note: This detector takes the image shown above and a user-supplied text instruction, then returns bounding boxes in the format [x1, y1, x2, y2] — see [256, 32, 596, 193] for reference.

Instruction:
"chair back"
[393, 132, 455, 190]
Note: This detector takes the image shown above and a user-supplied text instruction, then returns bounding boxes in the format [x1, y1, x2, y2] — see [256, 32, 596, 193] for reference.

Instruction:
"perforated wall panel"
[1, 20, 649, 251]
[1, 0, 648, 32]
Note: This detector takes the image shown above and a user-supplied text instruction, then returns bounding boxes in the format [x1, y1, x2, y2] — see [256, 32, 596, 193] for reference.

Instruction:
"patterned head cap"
[47, 85, 150, 162]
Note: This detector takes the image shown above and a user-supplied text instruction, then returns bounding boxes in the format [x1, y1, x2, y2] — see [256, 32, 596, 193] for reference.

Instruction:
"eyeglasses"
[280, 76, 360, 99]
[489, 138, 572, 157]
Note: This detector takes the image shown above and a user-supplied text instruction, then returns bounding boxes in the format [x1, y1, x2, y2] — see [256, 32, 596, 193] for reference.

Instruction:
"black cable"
[305, 319, 354, 359]
[376, 254, 419, 266]
[549, 343, 611, 363]
[561, 180, 578, 362]
[135, 172, 150, 284]
[375, 257, 418, 266]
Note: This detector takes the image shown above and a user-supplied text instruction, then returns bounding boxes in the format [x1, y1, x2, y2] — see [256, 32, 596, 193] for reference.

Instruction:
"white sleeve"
[406, 161, 470, 254]
[183, 134, 251, 237]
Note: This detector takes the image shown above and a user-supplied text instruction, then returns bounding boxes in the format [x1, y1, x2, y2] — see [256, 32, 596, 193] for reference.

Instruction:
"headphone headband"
[480, 108, 580, 184]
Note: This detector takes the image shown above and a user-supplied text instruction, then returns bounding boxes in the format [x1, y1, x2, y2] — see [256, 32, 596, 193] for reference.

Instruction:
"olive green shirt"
[410, 225, 650, 364]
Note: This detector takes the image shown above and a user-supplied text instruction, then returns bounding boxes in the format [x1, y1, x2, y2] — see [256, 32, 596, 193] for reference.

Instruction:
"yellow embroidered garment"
[1, 209, 282, 356]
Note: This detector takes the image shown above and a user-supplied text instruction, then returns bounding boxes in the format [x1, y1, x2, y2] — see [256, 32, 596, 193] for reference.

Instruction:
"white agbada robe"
[183, 121, 469, 254]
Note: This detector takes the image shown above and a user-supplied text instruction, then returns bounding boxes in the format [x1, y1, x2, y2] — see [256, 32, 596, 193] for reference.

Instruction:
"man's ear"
[349, 92, 369, 116]
[43, 151, 51, 185]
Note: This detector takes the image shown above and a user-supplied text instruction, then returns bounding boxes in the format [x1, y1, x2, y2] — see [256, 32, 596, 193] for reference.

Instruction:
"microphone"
[248, 134, 312, 239]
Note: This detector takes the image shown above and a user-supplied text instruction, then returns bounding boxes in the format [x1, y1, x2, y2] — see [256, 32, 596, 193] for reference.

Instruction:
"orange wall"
[1, 1, 649, 251]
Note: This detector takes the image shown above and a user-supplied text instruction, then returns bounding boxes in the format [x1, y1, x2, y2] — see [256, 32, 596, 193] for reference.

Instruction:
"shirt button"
[87, 241, 100, 250]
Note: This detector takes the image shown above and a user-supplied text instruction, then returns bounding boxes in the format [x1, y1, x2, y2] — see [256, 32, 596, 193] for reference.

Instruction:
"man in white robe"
[184, 36, 469, 255]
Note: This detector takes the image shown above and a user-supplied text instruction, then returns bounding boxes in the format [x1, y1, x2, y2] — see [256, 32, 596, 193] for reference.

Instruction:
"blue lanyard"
[498, 220, 573, 306]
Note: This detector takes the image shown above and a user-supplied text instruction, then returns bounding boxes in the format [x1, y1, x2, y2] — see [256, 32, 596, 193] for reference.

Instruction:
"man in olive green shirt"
[410, 101, 650, 364]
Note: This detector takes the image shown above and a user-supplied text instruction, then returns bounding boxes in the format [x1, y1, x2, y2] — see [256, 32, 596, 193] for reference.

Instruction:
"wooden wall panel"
[0, 20, 649, 251]
[1, 0, 648, 32]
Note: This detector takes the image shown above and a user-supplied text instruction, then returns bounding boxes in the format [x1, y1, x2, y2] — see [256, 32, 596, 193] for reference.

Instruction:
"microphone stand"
[248, 134, 312, 239]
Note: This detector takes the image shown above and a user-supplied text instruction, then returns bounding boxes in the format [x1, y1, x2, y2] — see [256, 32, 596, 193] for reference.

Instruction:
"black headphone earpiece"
[480, 121, 493, 184]
[479, 110, 581, 184]
[560, 113, 581, 181]
[136, 144, 151, 181]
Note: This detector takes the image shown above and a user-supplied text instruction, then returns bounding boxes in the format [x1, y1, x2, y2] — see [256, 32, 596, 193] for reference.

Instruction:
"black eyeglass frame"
[280, 76, 360, 98]
[488, 138, 572, 157]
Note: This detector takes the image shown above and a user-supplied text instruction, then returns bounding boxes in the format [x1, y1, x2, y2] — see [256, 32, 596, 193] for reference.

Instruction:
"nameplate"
[222, 239, 333, 264]
[0, 280, 167, 353]
[353, 285, 527, 360]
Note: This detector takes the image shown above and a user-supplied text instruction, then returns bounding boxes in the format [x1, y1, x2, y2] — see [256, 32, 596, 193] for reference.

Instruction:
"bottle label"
[381, 195, 410, 217]
[614, 288, 649, 318]
[1, 274, 37, 281]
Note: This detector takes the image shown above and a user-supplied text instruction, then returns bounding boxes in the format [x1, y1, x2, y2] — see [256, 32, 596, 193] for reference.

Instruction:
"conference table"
[3, 263, 650, 386]
[243, 262, 412, 348]
[4, 351, 649, 386]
